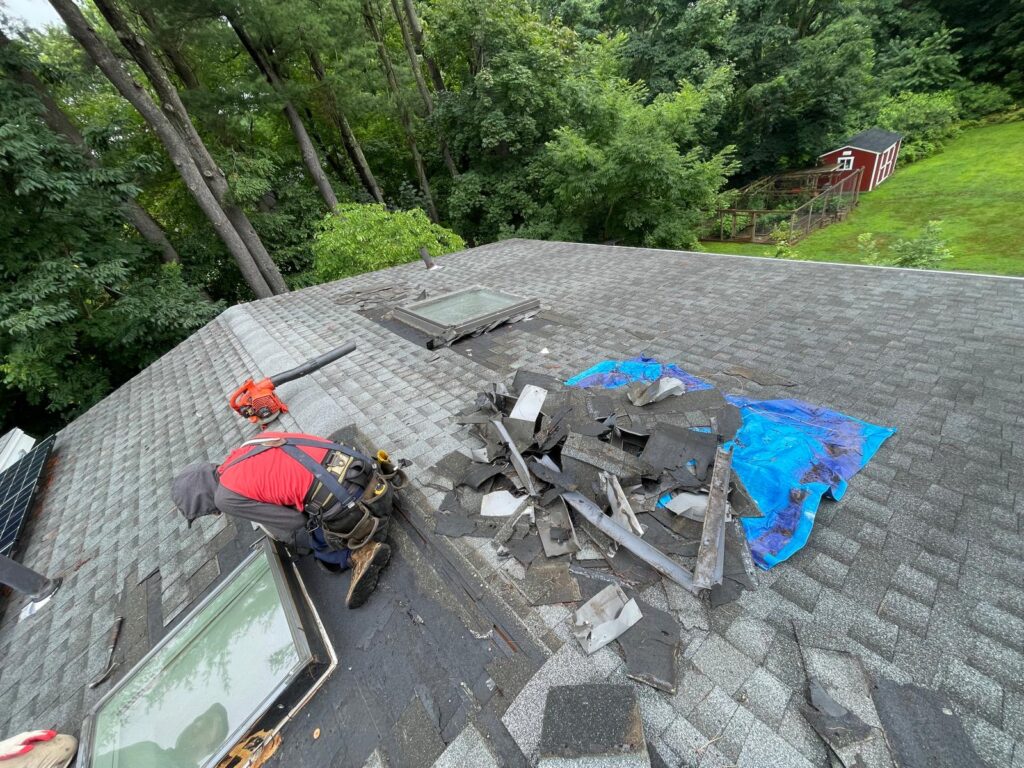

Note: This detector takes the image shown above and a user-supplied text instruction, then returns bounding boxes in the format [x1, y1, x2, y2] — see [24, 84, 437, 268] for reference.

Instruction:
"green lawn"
[699, 121, 1024, 275]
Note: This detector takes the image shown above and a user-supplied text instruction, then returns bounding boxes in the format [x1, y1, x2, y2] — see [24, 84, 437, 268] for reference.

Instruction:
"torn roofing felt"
[568, 359, 895, 569]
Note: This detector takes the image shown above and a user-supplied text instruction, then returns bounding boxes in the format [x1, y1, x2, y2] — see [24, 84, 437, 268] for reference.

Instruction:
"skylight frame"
[393, 285, 540, 337]
[77, 539, 326, 768]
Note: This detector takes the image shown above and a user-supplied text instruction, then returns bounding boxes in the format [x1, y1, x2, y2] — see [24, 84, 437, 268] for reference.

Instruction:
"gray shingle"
[0, 239, 1021, 764]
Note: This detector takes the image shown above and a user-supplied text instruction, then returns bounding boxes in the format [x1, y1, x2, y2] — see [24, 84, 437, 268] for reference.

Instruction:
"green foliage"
[312, 204, 464, 280]
[955, 83, 1017, 120]
[858, 221, 952, 269]
[522, 69, 737, 247]
[877, 91, 960, 162]
[769, 222, 797, 259]
[0, 39, 218, 429]
[877, 26, 961, 93]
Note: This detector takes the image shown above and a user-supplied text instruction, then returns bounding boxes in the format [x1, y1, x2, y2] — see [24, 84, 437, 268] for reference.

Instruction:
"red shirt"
[217, 432, 329, 510]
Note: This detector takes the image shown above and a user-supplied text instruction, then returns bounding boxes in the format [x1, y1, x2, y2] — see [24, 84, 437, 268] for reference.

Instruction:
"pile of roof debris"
[430, 369, 766, 692]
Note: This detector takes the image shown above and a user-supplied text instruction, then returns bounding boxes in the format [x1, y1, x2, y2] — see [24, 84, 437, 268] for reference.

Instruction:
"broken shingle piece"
[801, 679, 874, 753]
[480, 490, 529, 517]
[505, 531, 544, 566]
[871, 678, 985, 768]
[562, 433, 646, 482]
[639, 423, 718, 480]
[462, 461, 508, 490]
[509, 384, 548, 422]
[523, 559, 581, 605]
[618, 598, 681, 693]
[537, 498, 581, 558]
[728, 472, 764, 518]
[433, 508, 478, 538]
[626, 377, 685, 406]
[573, 584, 643, 654]
[539, 685, 647, 763]
[510, 369, 562, 397]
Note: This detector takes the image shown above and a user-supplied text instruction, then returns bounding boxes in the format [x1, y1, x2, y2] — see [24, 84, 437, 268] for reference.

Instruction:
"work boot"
[345, 541, 391, 609]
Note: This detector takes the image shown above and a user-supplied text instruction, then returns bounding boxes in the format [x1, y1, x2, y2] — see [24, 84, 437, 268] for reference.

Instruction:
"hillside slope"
[700, 121, 1024, 275]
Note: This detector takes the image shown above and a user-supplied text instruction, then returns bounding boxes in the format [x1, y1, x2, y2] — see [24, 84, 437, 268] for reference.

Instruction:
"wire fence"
[703, 167, 863, 244]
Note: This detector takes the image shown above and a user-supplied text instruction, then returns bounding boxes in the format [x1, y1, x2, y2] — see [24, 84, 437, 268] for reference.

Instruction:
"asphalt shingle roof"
[834, 127, 903, 153]
[1, 240, 1023, 767]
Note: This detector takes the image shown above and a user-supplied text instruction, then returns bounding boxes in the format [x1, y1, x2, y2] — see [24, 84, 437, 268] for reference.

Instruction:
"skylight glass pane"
[87, 549, 306, 768]
[409, 288, 523, 326]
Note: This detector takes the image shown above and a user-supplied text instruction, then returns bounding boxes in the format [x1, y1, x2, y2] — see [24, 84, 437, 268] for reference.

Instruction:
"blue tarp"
[727, 396, 895, 568]
[565, 358, 896, 569]
[566, 356, 713, 392]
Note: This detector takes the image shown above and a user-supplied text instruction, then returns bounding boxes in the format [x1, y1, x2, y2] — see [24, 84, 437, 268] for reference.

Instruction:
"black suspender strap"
[279, 444, 360, 509]
[218, 436, 370, 510]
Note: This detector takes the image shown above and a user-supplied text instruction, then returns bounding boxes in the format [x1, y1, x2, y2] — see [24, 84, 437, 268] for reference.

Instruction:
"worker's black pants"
[0, 554, 54, 598]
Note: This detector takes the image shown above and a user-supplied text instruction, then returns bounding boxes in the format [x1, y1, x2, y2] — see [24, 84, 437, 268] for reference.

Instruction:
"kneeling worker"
[171, 432, 396, 608]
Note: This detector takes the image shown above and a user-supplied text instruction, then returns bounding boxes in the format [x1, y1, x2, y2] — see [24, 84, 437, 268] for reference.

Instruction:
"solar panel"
[0, 434, 55, 557]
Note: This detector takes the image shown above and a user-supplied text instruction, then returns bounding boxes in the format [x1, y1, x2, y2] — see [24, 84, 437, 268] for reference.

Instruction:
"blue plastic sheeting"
[728, 396, 895, 568]
[565, 356, 713, 392]
[565, 359, 896, 569]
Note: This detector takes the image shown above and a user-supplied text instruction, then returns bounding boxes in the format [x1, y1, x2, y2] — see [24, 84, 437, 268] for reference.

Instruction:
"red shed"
[819, 128, 902, 193]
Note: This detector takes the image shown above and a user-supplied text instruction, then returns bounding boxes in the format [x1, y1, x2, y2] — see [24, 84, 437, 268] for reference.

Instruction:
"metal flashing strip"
[393, 286, 541, 337]
[693, 447, 732, 590]
[77, 539, 333, 768]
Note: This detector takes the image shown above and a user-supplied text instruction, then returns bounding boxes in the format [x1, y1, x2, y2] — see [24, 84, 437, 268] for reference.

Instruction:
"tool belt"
[222, 436, 402, 552]
[305, 448, 395, 551]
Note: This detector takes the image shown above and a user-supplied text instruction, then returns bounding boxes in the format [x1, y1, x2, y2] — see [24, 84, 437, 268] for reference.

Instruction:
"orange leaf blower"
[229, 341, 357, 426]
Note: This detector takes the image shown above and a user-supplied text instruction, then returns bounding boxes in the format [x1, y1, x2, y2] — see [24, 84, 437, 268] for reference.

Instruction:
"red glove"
[0, 731, 57, 760]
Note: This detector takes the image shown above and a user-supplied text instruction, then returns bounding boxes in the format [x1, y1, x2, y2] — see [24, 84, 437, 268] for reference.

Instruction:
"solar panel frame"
[0, 435, 55, 557]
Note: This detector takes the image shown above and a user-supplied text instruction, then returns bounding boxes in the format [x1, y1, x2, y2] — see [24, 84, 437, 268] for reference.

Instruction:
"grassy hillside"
[699, 121, 1024, 275]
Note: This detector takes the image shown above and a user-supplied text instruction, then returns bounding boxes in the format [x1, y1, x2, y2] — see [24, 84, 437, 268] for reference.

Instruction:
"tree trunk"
[307, 50, 385, 204]
[303, 105, 356, 186]
[364, 1, 438, 221]
[89, 0, 288, 294]
[48, 0, 274, 298]
[389, 0, 432, 112]
[229, 19, 338, 211]
[132, 5, 201, 89]
[389, 0, 457, 177]
[402, 0, 446, 93]
[2, 29, 181, 265]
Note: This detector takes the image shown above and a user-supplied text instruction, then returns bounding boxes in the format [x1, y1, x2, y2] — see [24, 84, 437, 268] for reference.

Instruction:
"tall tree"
[388, 0, 457, 176]
[0, 28, 180, 265]
[88, 0, 289, 293]
[227, 14, 340, 210]
[307, 50, 385, 203]
[401, 0, 445, 93]
[48, 0, 280, 297]
[364, 0, 438, 221]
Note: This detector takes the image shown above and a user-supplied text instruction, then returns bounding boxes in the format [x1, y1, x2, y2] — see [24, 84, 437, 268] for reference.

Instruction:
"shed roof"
[824, 127, 903, 155]
[1, 240, 1023, 767]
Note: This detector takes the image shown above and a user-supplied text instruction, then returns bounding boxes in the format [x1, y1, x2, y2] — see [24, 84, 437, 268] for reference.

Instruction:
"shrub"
[877, 91, 960, 162]
[312, 204, 465, 282]
[858, 221, 952, 269]
[955, 82, 1016, 120]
